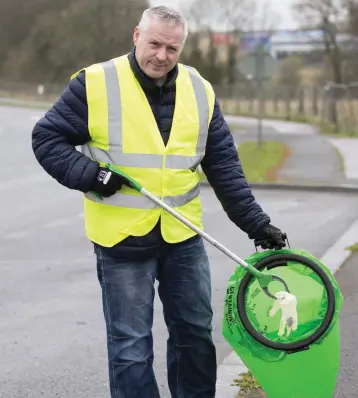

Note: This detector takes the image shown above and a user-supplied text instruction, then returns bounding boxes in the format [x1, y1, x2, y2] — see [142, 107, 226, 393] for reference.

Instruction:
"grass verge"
[233, 371, 266, 397]
[238, 140, 289, 183]
[346, 242, 358, 251]
[200, 140, 289, 183]
[331, 145, 345, 173]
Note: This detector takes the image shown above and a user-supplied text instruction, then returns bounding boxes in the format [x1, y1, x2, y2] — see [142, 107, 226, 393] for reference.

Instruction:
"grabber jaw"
[243, 264, 288, 299]
[260, 275, 290, 299]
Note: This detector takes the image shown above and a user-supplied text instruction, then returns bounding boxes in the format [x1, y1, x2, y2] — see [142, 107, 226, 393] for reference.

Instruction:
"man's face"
[133, 18, 185, 80]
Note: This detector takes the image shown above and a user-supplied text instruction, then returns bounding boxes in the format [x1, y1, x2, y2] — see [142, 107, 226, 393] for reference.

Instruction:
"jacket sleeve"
[200, 99, 271, 236]
[31, 71, 98, 192]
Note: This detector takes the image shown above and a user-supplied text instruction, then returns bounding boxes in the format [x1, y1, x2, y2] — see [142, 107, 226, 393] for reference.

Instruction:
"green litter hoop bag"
[223, 247, 343, 398]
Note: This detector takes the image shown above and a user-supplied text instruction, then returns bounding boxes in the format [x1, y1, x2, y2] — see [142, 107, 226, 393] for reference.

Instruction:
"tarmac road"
[334, 252, 358, 398]
[1, 105, 358, 397]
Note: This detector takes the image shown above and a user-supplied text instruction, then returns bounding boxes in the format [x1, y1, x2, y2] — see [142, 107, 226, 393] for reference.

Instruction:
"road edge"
[216, 216, 358, 398]
[200, 179, 358, 193]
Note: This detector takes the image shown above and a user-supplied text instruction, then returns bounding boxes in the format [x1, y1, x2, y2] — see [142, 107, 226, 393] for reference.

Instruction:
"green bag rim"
[237, 252, 336, 353]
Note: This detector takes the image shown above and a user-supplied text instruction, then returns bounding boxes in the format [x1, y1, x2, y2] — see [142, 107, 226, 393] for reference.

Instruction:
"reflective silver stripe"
[82, 145, 163, 168]
[83, 145, 202, 170]
[185, 65, 210, 156]
[82, 60, 210, 170]
[104, 60, 122, 153]
[85, 182, 200, 209]
[163, 183, 200, 208]
[166, 154, 202, 170]
[166, 67, 209, 169]
[85, 190, 158, 209]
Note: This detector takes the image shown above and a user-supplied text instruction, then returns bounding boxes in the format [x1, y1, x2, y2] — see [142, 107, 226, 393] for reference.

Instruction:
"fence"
[1, 78, 358, 134]
[214, 81, 358, 134]
[0, 79, 63, 103]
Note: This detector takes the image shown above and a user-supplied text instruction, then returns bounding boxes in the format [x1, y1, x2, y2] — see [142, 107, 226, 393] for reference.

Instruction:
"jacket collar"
[127, 47, 178, 91]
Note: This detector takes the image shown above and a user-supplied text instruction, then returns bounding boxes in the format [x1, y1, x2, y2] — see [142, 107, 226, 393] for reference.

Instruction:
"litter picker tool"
[92, 163, 290, 300]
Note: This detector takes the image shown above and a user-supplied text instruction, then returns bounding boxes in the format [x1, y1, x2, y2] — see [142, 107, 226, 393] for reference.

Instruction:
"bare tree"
[179, 0, 236, 83]
[1, 0, 149, 84]
[340, 0, 358, 81]
[180, 0, 256, 33]
[0, 0, 73, 75]
[345, 0, 358, 34]
[292, 0, 347, 84]
[180, 0, 278, 84]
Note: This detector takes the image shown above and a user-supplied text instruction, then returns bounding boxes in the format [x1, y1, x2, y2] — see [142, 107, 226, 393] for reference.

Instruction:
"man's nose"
[156, 47, 167, 61]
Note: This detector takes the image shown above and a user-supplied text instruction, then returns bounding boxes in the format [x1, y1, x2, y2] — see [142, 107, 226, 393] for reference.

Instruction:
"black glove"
[91, 167, 131, 197]
[250, 224, 287, 250]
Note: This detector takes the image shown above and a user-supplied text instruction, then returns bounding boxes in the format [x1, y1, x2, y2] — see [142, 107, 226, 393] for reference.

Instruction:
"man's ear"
[133, 26, 140, 45]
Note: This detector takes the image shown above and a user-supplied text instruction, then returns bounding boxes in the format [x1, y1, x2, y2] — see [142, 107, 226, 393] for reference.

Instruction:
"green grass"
[233, 371, 265, 397]
[200, 140, 288, 183]
[331, 145, 345, 173]
[346, 242, 358, 252]
[237, 140, 288, 182]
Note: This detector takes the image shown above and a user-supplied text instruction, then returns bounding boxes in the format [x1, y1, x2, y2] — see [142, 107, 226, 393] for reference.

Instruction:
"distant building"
[184, 28, 358, 66]
[239, 30, 358, 59]
[183, 30, 240, 63]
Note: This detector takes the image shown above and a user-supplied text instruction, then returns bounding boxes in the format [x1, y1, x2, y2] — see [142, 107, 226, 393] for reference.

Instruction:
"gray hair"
[138, 6, 188, 42]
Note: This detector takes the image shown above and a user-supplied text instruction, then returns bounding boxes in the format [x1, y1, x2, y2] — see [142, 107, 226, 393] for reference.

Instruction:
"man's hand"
[91, 167, 131, 197]
[249, 224, 287, 250]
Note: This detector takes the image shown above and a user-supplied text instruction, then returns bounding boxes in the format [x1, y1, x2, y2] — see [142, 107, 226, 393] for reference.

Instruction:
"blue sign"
[240, 33, 272, 53]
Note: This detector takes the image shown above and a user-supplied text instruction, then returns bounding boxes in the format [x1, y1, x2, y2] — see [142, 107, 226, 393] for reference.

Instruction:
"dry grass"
[233, 371, 266, 398]
[299, 67, 323, 86]
[346, 242, 358, 252]
[219, 98, 358, 136]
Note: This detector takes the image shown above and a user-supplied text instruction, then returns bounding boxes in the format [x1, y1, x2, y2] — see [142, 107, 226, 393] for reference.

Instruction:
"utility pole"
[236, 38, 280, 149]
[254, 45, 266, 149]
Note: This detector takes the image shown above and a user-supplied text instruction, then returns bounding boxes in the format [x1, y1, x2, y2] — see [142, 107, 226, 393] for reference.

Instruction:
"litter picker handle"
[139, 186, 260, 271]
[91, 163, 143, 200]
[106, 163, 143, 192]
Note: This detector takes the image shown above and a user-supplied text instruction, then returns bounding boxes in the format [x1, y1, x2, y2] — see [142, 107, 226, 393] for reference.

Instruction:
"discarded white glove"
[269, 291, 298, 337]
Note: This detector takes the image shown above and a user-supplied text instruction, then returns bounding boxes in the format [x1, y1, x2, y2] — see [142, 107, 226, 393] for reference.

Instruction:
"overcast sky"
[149, 0, 299, 30]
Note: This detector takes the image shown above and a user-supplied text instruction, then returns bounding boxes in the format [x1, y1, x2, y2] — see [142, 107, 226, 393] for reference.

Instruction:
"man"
[32, 5, 286, 398]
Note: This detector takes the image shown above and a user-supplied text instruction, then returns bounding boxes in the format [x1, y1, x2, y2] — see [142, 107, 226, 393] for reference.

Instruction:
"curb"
[0, 97, 53, 108]
[319, 217, 358, 274]
[200, 179, 358, 193]
[239, 181, 358, 193]
[216, 216, 358, 397]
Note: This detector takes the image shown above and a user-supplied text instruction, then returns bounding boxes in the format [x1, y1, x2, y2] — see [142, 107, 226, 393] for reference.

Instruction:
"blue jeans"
[94, 235, 217, 398]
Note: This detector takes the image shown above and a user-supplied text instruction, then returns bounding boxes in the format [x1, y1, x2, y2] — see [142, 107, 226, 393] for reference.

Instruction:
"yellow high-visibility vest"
[72, 54, 215, 247]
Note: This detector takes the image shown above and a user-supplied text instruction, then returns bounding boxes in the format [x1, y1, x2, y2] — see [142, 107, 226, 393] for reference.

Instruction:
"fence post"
[285, 88, 291, 120]
[298, 87, 305, 116]
[312, 86, 318, 117]
[234, 84, 240, 114]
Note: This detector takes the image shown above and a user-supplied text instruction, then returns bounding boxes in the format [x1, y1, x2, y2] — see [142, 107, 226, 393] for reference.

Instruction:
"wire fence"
[1, 78, 358, 134]
[0, 79, 63, 102]
[214, 81, 358, 134]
